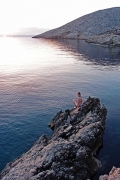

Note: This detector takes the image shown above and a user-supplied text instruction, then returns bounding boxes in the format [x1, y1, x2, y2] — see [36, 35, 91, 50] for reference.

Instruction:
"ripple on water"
[0, 38, 120, 177]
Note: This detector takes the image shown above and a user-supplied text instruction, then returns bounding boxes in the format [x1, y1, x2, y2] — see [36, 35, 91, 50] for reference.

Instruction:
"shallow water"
[0, 37, 120, 178]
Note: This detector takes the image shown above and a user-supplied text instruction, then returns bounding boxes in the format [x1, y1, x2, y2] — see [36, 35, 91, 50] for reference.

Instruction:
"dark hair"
[78, 92, 81, 95]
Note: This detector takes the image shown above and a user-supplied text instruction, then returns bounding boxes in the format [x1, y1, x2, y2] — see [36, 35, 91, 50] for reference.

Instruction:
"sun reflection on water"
[0, 37, 33, 74]
[0, 37, 75, 75]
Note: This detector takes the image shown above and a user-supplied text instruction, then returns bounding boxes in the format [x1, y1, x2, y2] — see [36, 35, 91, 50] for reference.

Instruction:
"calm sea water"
[0, 37, 120, 179]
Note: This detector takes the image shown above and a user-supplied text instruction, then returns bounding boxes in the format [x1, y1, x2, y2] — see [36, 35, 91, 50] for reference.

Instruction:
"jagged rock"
[99, 166, 120, 180]
[0, 97, 107, 180]
[86, 29, 120, 46]
[33, 7, 120, 46]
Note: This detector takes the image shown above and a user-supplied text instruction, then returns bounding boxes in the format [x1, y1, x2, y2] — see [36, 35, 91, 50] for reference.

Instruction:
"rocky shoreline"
[33, 7, 120, 46]
[0, 97, 107, 180]
[86, 29, 120, 46]
[33, 28, 120, 47]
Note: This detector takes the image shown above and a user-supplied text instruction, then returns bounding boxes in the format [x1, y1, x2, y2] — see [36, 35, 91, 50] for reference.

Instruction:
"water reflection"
[54, 39, 120, 67]
[0, 37, 120, 177]
[0, 37, 74, 75]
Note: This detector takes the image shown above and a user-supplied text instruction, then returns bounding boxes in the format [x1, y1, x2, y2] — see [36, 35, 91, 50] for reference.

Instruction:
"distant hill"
[33, 7, 120, 45]
[2, 28, 49, 37]
[13, 27, 49, 37]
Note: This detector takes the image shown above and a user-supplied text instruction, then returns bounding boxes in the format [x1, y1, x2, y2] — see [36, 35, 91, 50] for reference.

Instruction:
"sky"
[0, 0, 120, 35]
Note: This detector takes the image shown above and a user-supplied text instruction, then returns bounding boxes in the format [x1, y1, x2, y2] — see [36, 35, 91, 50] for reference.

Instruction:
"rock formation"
[99, 166, 120, 180]
[0, 97, 107, 180]
[86, 29, 120, 46]
[33, 7, 120, 46]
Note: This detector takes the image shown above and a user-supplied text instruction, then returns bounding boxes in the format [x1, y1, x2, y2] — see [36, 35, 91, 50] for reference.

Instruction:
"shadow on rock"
[0, 97, 107, 180]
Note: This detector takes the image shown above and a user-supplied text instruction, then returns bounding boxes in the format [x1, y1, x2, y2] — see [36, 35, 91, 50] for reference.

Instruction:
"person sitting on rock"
[73, 92, 82, 108]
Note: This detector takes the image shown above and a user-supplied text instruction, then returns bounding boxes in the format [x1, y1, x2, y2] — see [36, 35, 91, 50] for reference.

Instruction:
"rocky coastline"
[86, 29, 120, 46]
[0, 97, 107, 180]
[33, 7, 120, 46]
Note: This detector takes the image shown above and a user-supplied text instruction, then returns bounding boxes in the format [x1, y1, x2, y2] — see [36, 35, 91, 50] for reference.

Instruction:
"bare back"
[77, 96, 82, 106]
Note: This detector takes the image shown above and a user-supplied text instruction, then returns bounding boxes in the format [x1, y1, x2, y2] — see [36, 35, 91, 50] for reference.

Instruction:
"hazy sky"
[0, 0, 120, 34]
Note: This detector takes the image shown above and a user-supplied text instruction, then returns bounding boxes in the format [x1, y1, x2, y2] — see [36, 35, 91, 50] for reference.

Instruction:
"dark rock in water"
[0, 97, 107, 180]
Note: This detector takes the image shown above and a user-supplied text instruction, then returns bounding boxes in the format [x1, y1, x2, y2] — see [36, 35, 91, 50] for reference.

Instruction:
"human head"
[77, 92, 81, 96]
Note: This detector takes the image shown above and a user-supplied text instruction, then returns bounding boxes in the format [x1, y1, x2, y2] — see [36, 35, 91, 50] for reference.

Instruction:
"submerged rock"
[0, 97, 107, 180]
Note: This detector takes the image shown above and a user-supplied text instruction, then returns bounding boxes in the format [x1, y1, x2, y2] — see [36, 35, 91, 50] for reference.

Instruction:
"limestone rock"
[0, 97, 107, 180]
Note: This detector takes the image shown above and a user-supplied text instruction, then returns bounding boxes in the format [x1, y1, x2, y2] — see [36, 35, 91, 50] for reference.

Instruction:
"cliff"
[33, 7, 120, 46]
[0, 97, 107, 180]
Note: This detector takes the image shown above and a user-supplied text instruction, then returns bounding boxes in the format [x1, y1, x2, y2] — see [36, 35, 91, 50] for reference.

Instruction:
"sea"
[0, 37, 120, 179]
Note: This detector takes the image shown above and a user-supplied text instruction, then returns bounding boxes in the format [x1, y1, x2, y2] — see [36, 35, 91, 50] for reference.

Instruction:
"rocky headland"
[33, 7, 120, 46]
[0, 97, 107, 180]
